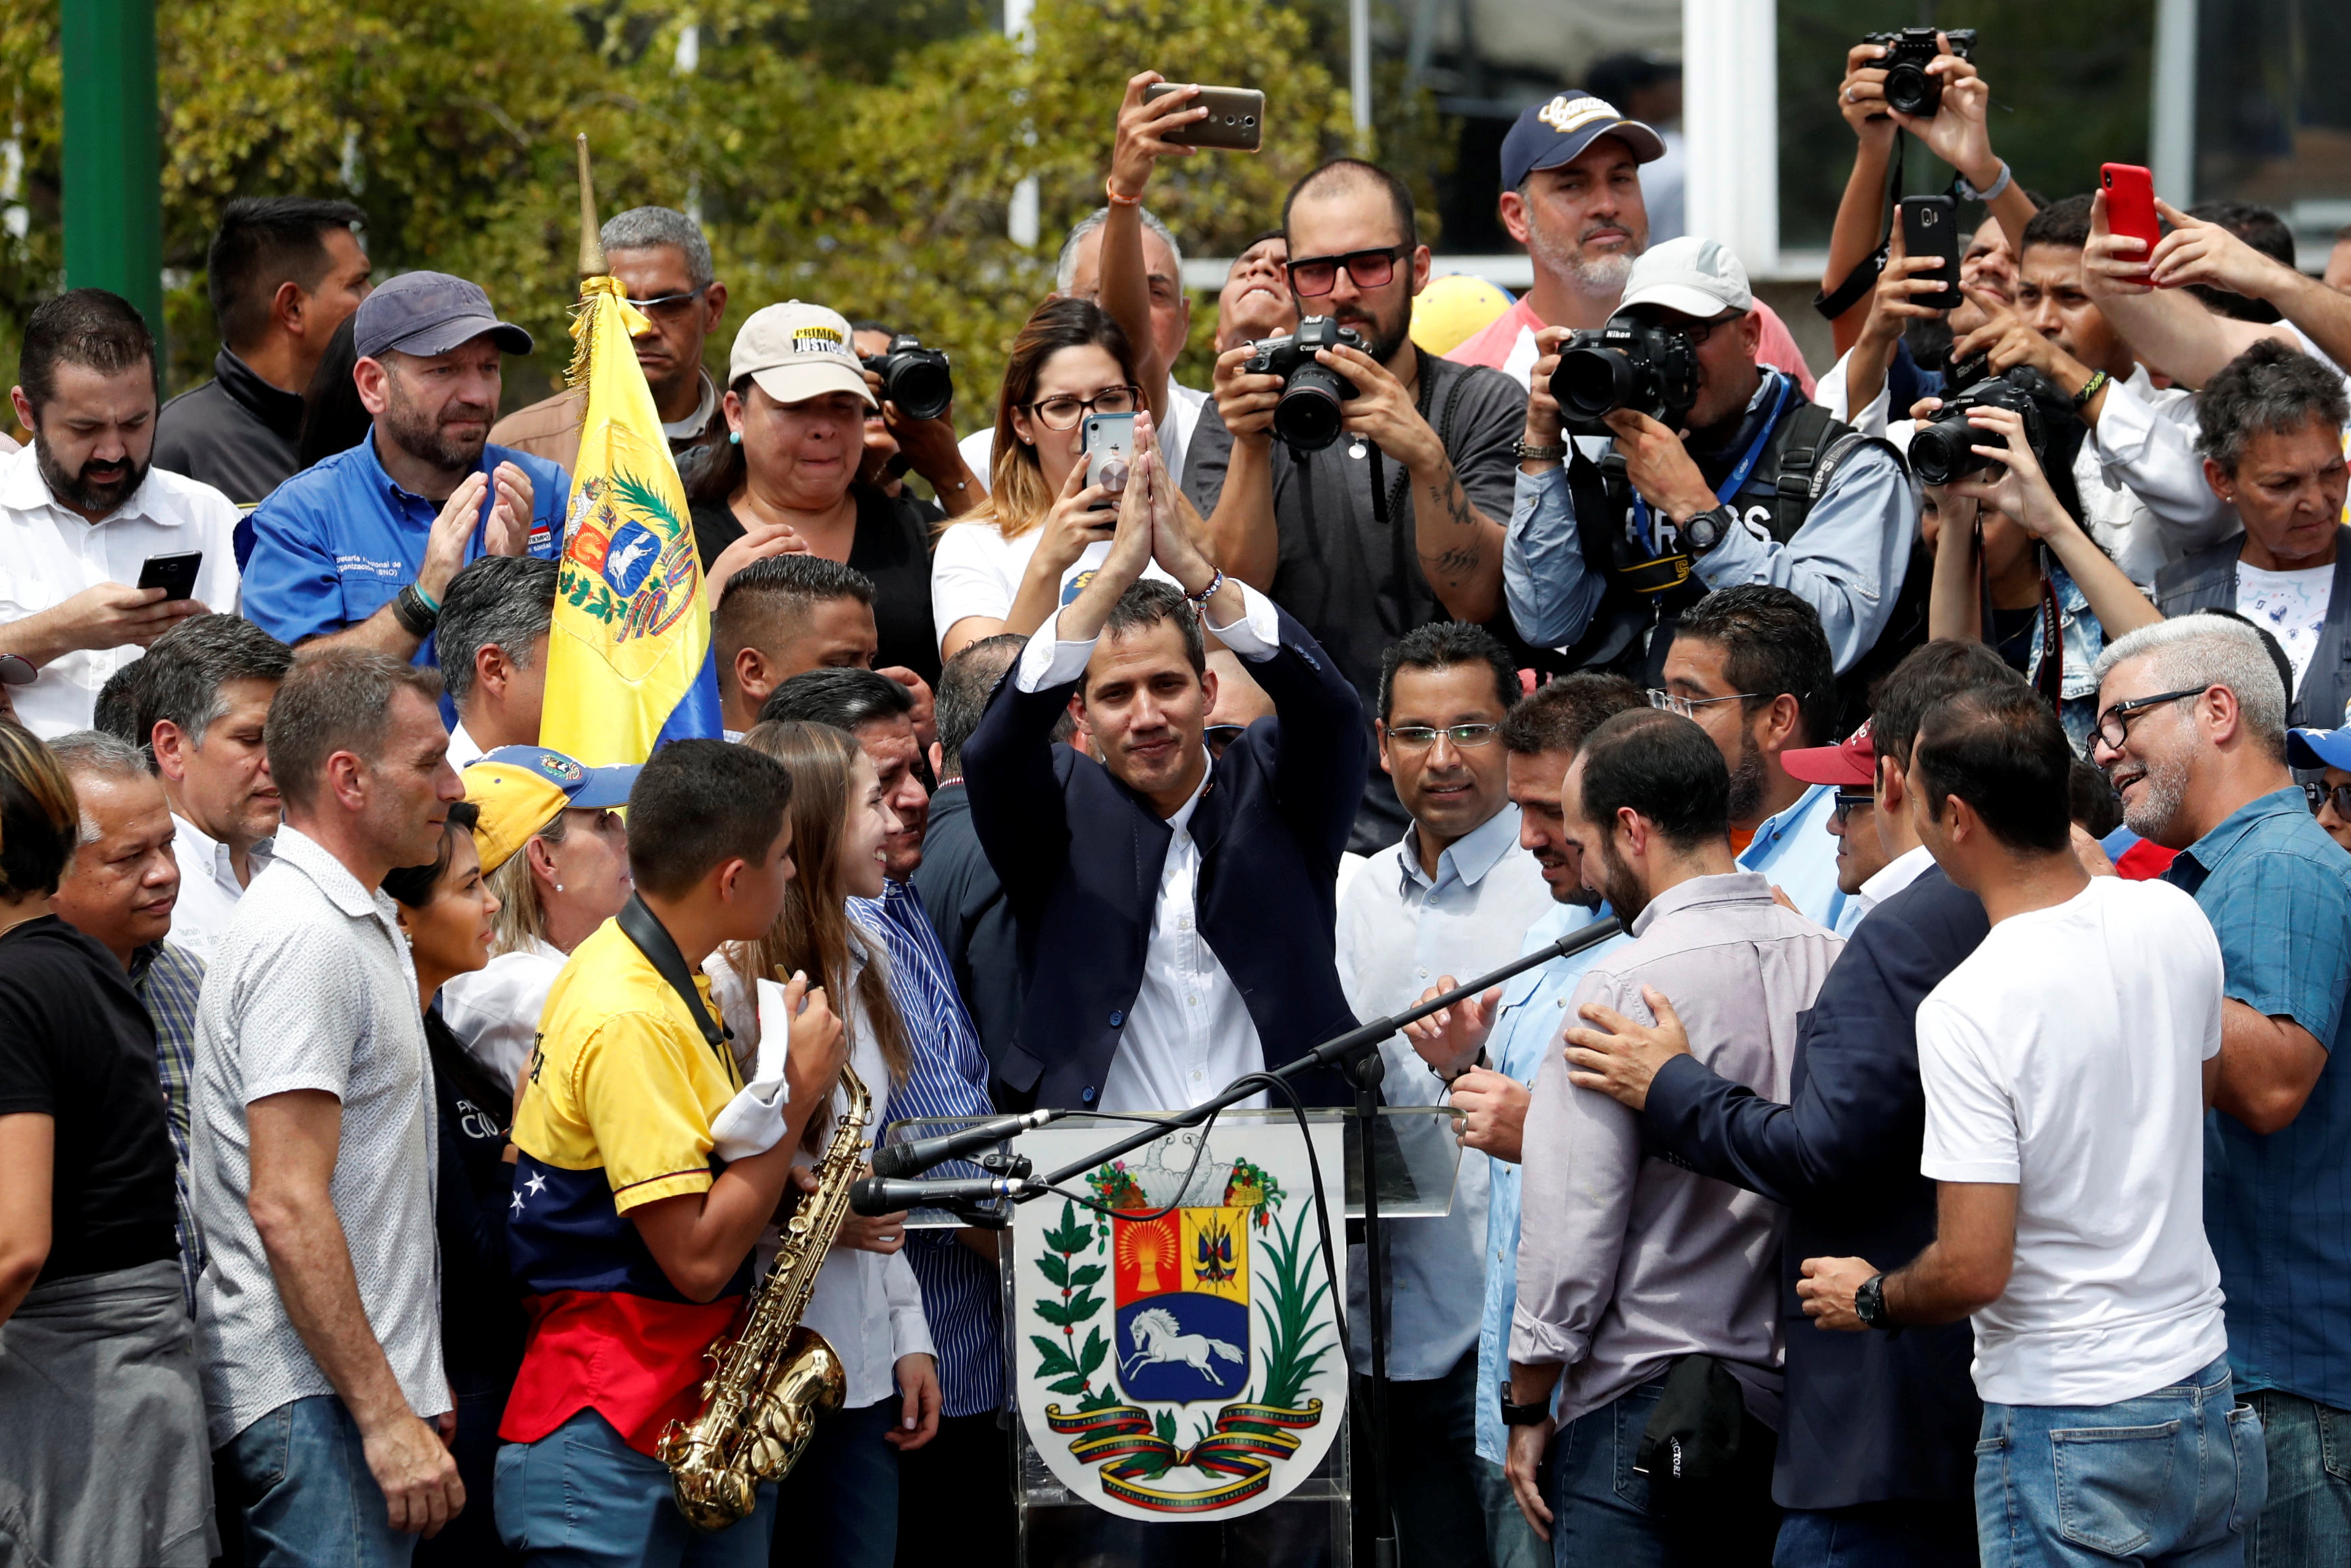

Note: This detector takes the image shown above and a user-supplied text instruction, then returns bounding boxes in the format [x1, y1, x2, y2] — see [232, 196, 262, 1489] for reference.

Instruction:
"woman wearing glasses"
[931, 297, 1195, 661]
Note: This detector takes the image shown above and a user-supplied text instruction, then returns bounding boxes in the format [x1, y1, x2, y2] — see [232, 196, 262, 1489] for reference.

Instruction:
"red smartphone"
[2100, 163, 2161, 271]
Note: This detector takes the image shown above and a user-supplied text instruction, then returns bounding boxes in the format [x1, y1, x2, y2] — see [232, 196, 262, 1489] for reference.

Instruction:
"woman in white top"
[438, 748, 636, 1091]
[931, 296, 1191, 660]
[711, 719, 938, 1568]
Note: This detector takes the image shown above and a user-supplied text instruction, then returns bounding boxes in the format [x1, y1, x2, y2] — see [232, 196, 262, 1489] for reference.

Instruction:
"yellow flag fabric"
[537, 276, 721, 764]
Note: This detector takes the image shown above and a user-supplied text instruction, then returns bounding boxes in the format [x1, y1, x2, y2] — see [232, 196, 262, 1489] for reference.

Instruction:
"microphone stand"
[998, 914, 1624, 1568]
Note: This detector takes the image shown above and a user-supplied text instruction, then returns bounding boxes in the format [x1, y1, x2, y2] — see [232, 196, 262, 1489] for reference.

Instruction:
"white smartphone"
[1081, 411, 1136, 513]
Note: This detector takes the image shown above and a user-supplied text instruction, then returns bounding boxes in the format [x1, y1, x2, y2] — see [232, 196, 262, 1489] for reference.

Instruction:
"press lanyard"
[1631, 371, 1793, 554]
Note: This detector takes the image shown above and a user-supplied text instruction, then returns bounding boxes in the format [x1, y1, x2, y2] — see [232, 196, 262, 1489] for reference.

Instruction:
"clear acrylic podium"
[887, 1106, 1465, 1568]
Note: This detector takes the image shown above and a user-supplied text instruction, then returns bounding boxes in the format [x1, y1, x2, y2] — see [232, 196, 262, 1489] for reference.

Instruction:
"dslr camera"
[1861, 26, 1976, 119]
[1550, 311, 1701, 436]
[1908, 367, 2056, 485]
[860, 334, 954, 423]
[1244, 315, 1368, 452]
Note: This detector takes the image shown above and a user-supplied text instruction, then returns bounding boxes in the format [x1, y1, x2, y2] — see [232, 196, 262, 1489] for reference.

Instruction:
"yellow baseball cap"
[1411, 273, 1516, 357]
[463, 745, 640, 875]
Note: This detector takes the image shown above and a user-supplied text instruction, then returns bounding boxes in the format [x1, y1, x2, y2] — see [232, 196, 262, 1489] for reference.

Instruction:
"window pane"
[2193, 0, 2351, 251]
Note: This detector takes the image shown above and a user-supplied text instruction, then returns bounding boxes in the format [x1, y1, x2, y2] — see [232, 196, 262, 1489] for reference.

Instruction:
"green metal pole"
[61, 0, 164, 369]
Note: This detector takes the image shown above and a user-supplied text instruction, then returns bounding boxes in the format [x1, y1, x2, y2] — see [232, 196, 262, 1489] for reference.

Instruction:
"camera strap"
[1629, 371, 1794, 556]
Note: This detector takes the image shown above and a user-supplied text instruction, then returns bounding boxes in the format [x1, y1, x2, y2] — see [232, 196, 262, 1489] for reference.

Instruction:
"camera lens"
[1552, 345, 1636, 421]
[1909, 411, 2000, 486]
[1274, 369, 1347, 451]
[885, 357, 953, 423]
[1883, 63, 1939, 118]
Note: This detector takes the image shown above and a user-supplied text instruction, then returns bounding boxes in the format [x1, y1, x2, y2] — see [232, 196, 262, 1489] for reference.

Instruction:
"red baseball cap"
[1783, 718, 1877, 788]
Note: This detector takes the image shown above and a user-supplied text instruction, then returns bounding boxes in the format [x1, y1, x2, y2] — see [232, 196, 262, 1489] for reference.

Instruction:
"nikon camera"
[860, 335, 954, 423]
[1861, 26, 1977, 119]
[1908, 367, 2057, 486]
[1243, 316, 1368, 452]
[1550, 312, 1701, 437]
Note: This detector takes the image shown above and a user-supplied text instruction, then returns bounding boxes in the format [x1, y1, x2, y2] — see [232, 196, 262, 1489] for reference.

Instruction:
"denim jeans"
[1545, 1372, 1780, 1568]
[492, 1408, 776, 1568]
[222, 1394, 419, 1568]
[1974, 1356, 2265, 1567]
[415, 1365, 518, 1567]
[2240, 1389, 2351, 1568]
[769, 1396, 898, 1568]
[1772, 1499, 1978, 1568]
[1477, 1455, 1546, 1568]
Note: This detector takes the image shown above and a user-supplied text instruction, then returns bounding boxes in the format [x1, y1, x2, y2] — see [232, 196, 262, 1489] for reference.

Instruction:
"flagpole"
[577, 133, 605, 278]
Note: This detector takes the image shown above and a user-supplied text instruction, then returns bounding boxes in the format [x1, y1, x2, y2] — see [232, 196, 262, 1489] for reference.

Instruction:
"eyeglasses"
[1286, 243, 1413, 298]
[1832, 790, 1876, 826]
[2306, 781, 2351, 820]
[621, 286, 708, 321]
[2092, 687, 2205, 752]
[1646, 688, 1759, 719]
[1386, 723, 1501, 750]
[1022, 385, 1142, 431]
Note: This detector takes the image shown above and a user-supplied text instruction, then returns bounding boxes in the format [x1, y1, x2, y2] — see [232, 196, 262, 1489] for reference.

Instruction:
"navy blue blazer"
[1642, 865, 1989, 1511]
[961, 602, 1368, 1112]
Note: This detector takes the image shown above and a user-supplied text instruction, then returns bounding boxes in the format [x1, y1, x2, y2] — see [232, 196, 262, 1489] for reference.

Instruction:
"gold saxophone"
[659, 1062, 871, 1531]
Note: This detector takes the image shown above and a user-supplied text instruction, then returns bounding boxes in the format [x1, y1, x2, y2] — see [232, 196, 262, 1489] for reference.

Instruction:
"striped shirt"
[851, 880, 1005, 1417]
[132, 940, 206, 1313]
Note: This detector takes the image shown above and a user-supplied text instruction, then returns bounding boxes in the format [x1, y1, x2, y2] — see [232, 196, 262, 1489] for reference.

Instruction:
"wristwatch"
[1678, 504, 1734, 558]
[1512, 438, 1568, 462]
[1499, 1381, 1551, 1428]
[1854, 1272, 1894, 1330]
[1432, 1049, 1489, 1087]
[392, 582, 440, 638]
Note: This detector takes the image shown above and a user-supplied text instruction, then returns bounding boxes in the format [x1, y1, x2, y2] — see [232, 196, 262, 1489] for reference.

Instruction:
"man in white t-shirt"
[1799, 683, 2253, 1568]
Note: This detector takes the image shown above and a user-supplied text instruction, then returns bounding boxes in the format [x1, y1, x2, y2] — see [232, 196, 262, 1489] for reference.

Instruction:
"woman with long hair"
[930, 296, 1190, 661]
[382, 801, 525, 1568]
[706, 721, 939, 1568]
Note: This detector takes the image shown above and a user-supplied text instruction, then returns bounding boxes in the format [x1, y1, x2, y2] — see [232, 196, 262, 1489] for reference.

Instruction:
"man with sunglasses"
[2287, 727, 2351, 852]
[1335, 621, 1551, 1568]
[2092, 613, 2351, 1561]
[491, 206, 733, 490]
[1187, 158, 1531, 854]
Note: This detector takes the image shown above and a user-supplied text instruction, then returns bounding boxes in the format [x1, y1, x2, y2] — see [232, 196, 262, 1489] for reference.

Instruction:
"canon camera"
[1861, 26, 1977, 119]
[1244, 315, 1368, 452]
[860, 334, 954, 423]
[1907, 367, 2058, 486]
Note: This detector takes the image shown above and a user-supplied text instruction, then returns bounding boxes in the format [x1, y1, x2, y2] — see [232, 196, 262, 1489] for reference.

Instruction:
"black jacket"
[153, 347, 306, 508]
[962, 600, 1368, 1110]
[912, 779, 1023, 1080]
[1640, 866, 1988, 1511]
[2156, 527, 2351, 731]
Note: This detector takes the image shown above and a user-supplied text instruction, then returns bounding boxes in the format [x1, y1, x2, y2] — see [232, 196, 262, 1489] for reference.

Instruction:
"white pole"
[1349, 0, 1372, 150]
[1008, 0, 1039, 248]
[1682, 0, 1778, 273]
[2150, 0, 2198, 209]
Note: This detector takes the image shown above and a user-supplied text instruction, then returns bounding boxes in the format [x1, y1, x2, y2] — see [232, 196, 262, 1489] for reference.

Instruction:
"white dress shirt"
[1335, 804, 1553, 1380]
[0, 446, 242, 736]
[167, 811, 272, 965]
[445, 718, 485, 770]
[439, 937, 567, 1090]
[957, 375, 1208, 494]
[1012, 579, 1282, 1114]
[1853, 841, 1938, 922]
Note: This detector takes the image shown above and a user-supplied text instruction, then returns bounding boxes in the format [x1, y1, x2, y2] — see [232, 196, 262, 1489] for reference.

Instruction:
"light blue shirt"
[1502, 377, 1914, 671]
[1739, 781, 1855, 934]
[1335, 804, 1554, 1381]
[1472, 899, 1628, 1462]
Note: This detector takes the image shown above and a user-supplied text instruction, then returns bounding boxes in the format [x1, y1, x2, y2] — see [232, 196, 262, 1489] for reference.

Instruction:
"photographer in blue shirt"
[242, 272, 566, 662]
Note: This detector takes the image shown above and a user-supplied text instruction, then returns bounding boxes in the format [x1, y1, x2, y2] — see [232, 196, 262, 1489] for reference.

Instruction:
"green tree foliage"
[1, 0, 1383, 432]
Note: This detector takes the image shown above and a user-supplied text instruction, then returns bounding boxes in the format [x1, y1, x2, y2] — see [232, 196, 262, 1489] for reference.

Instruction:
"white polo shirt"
[0, 445, 242, 737]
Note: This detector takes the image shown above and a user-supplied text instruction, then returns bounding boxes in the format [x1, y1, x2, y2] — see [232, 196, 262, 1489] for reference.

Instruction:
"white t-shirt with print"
[929, 520, 1179, 656]
[1916, 874, 2228, 1409]
[2236, 560, 2333, 691]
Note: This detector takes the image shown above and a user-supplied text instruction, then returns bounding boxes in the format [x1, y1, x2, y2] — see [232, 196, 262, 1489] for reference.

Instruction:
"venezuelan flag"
[538, 249, 721, 764]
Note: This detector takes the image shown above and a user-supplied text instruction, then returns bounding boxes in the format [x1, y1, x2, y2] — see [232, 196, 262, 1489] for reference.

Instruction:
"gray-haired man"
[490, 205, 732, 486]
[435, 553, 558, 766]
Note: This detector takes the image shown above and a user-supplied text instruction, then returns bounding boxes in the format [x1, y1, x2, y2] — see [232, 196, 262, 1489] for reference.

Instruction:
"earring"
[554, 883, 565, 892]
[728, 431, 742, 446]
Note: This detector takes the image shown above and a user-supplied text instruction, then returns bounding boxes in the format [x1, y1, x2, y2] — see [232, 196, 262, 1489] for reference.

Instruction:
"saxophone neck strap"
[618, 893, 734, 1064]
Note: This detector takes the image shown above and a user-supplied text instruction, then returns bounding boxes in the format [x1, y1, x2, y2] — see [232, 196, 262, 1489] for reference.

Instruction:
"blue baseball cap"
[1500, 91, 1667, 192]
[2288, 727, 2351, 772]
[354, 271, 534, 362]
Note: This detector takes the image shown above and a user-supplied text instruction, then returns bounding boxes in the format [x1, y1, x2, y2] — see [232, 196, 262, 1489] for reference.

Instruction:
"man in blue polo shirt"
[2094, 615, 2351, 1565]
[243, 271, 566, 661]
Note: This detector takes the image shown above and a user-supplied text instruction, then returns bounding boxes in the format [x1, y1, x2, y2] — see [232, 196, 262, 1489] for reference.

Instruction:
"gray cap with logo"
[353, 272, 534, 361]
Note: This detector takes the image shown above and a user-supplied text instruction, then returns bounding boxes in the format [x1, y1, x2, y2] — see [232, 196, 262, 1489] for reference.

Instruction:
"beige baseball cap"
[1620, 237, 1755, 321]
[728, 301, 878, 408]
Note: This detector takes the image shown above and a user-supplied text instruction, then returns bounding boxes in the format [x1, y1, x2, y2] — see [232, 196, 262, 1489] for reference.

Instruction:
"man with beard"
[2092, 612, 2351, 1561]
[1187, 158, 1529, 853]
[243, 271, 565, 662]
[1448, 92, 1813, 395]
[1501, 706, 1842, 1563]
[1399, 671, 1644, 1568]
[0, 290, 242, 737]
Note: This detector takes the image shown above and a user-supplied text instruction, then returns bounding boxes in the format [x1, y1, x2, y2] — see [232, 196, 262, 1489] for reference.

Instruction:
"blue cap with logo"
[2288, 727, 2351, 773]
[1500, 91, 1667, 192]
[354, 271, 535, 362]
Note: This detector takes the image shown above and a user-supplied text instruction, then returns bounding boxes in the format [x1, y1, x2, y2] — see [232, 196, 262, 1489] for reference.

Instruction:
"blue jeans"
[769, 1396, 898, 1568]
[492, 1408, 776, 1568]
[1974, 1356, 2265, 1567]
[222, 1394, 419, 1568]
[2240, 1389, 2351, 1568]
[415, 1365, 519, 1567]
[1545, 1374, 1780, 1567]
[1772, 1499, 1978, 1567]
[1478, 1456, 1546, 1568]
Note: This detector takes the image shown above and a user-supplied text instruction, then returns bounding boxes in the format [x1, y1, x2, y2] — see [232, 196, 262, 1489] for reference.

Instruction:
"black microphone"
[869, 1108, 1060, 1179]
[850, 1174, 1034, 1216]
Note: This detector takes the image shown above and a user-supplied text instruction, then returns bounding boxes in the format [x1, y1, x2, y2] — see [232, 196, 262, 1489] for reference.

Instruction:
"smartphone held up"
[1141, 83, 1264, 152]
[2100, 163, 2163, 278]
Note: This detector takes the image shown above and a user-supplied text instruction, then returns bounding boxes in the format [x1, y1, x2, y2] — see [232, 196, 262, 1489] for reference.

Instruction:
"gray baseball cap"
[353, 271, 534, 362]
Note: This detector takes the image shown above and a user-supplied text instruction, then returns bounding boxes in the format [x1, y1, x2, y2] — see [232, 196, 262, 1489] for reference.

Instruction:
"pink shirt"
[1447, 294, 1817, 399]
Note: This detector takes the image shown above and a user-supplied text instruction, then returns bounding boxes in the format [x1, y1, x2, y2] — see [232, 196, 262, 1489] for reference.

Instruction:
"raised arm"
[1101, 72, 1207, 432]
[2081, 193, 2286, 389]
